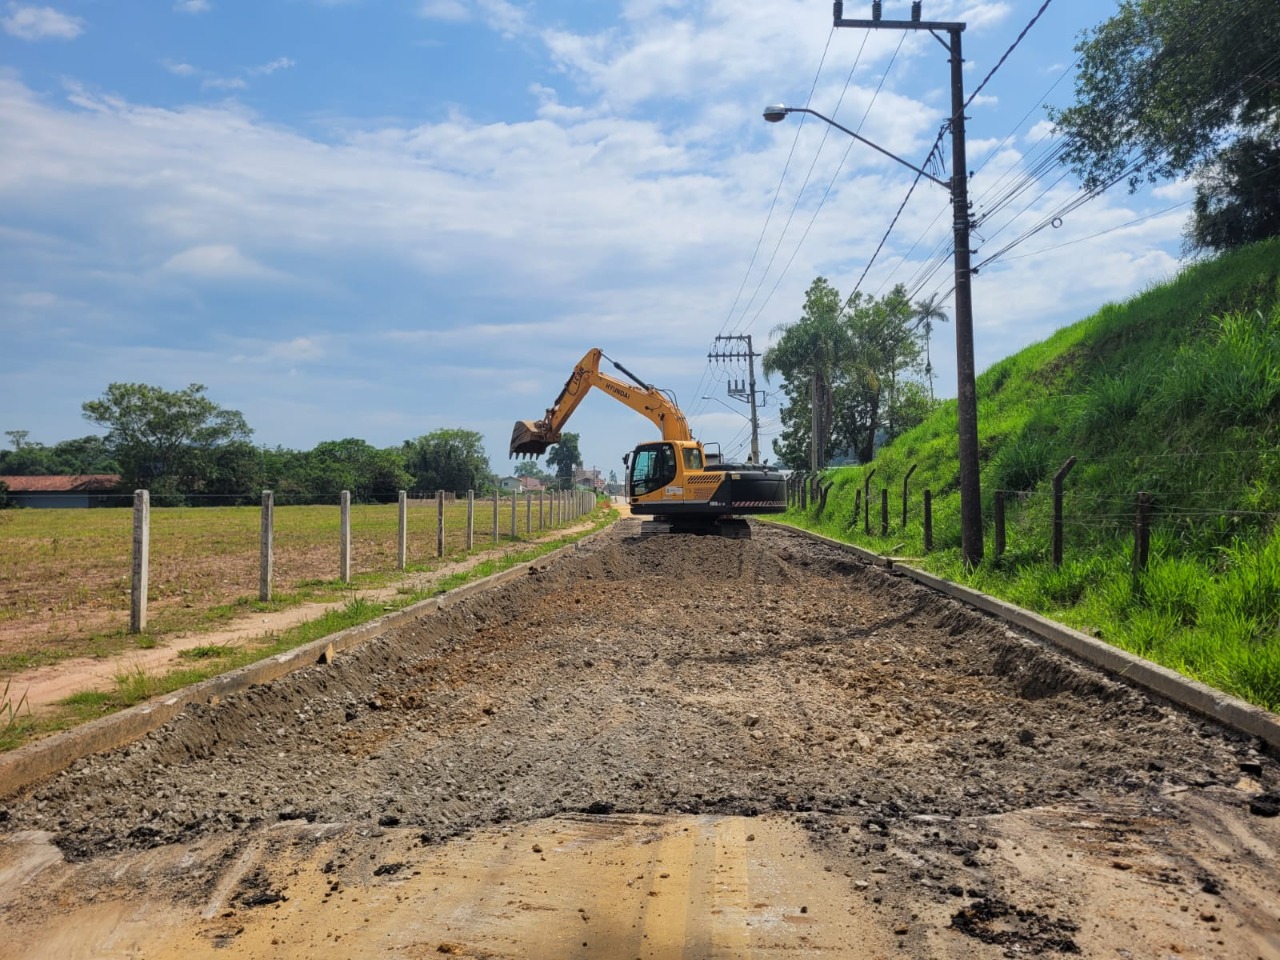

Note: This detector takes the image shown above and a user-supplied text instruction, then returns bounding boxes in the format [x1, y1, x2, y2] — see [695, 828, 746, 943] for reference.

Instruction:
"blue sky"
[1, 1, 1192, 480]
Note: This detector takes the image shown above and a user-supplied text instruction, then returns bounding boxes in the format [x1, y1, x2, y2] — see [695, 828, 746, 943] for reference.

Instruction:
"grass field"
[0, 492, 588, 673]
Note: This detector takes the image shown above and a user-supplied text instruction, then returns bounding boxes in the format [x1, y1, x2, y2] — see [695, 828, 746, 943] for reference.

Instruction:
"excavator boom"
[510, 348, 691, 457]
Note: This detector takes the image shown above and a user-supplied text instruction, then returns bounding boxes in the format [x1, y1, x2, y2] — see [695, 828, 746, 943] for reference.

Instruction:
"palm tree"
[912, 294, 950, 402]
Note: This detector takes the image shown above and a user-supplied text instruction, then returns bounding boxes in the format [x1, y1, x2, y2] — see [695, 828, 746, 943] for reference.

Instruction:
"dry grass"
[0, 493, 577, 670]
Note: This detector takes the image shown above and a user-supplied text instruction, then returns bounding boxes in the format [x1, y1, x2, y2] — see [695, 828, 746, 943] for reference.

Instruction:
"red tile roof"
[0, 475, 121, 493]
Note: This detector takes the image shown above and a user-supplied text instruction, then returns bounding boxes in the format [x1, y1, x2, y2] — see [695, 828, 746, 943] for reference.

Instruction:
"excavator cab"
[628, 442, 678, 497]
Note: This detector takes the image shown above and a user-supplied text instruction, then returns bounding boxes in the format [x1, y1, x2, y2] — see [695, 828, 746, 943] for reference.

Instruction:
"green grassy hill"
[784, 237, 1280, 710]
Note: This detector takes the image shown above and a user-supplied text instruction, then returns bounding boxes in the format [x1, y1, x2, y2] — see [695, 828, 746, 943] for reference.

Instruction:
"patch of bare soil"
[0, 521, 1277, 958]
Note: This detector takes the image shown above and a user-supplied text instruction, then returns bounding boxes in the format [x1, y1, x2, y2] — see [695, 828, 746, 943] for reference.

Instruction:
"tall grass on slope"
[779, 239, 1280, 710]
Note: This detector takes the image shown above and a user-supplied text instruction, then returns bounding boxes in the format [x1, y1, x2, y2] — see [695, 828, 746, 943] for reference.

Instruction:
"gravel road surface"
[1, 520, 1277, 958]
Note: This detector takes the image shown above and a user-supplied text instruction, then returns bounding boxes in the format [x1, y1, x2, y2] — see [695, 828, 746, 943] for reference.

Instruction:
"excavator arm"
[510, 348, 692, 457]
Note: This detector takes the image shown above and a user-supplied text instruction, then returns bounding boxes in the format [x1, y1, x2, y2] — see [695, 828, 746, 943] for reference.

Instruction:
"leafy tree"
[513, 460, 552, 484]
[844, 285, 923, 461]
[403, 429, 493, 495]
[0, 434, 119, 477]
[1186, 135, 1280, 253]
[1049, 0, 1280, 248]
[81, 383, 252, 494]
[765, 279, 927, 468]
[0, 442, 61, 476]
[295, 438, 410, 503]
[546, 433, 581, 490]
[763, 277, 849, 469]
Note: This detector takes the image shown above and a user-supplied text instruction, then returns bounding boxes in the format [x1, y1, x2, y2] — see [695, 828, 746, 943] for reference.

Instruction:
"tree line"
[1, 383, 584, 506]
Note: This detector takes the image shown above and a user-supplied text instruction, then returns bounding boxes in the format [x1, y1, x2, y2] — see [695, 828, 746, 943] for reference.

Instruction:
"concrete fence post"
[397, 490, 407, 571]
[510, 489, 518, 538]
[259, 490, 274, 601]
[492, 489, 499, 543]
[436, 490, 445, 558]
[339, 491, 351, 583]
[525, 491, 532, 533]
[129, 489, 150, 634]
[466, 490, 475, 550]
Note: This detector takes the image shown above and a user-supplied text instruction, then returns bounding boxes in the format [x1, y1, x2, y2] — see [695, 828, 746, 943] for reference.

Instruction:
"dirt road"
[1, 520, 1277, 958]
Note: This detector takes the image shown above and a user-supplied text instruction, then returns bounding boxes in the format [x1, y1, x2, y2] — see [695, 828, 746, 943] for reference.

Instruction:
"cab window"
[682, 446, 703, 471]
[629, 443, 677, 496]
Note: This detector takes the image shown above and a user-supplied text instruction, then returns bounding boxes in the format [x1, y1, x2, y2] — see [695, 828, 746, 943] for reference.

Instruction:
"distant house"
[0, 475, 123, 509]
[500, 475, 547, 493]
[574, 467, 605, 492]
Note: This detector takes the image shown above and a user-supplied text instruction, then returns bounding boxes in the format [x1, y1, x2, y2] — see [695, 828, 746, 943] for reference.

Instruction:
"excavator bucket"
[509, 420, 556, 458]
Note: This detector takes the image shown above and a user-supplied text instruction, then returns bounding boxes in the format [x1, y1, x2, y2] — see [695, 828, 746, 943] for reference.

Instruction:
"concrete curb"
[763, 521, 1280, 751]
[0, 538, 589, 799]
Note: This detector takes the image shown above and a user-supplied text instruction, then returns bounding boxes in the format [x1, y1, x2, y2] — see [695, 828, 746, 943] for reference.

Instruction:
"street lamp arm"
[762, 105, 949, 190]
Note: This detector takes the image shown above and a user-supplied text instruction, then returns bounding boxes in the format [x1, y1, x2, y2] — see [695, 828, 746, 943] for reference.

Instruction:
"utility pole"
[832, 0, 983, 566]
[708, 334, 762, 463]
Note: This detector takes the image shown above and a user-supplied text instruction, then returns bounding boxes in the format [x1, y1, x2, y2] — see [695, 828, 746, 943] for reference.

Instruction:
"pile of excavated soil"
[2, 521, 1276, 957]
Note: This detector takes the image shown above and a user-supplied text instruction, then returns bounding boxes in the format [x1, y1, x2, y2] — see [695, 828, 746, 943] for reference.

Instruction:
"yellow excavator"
[511, 347, 786, 536]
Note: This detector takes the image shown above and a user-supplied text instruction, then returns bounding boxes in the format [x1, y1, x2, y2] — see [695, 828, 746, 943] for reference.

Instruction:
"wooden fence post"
[1132, 491, 1152, 589]
[397, 490, 407, 571]
[130, 489, 150, 634]
[339, 490, 351, 583]
[436, 490, 445, 557]
[539, 491, 545, 529]
[994, 490, 1006, 559]
[901, 463, 917, 529]
[880, 488, 889, 536]
[259, 490, 274, 601]
[863, 469, 876, 535]
[492, 489, 499, 543]
[467, 490, 475, 550]
[800, 474, 808, 511]
[923, 489, 933, 553]
[1052, 457, 1077, 568]
[526, 491, 532, 533]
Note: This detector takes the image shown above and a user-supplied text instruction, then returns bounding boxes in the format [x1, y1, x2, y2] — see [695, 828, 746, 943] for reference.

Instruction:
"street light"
[762, 89, 982, 566]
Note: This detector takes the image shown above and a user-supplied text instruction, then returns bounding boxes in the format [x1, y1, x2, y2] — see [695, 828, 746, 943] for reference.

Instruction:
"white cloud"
[161, 244, 287, 281]
[418, 0, 469, 22]
[2, 4, 83, 40]
[173, 0, 210, 12]
[162, 59, 198, 77]
[250, 57, 295, 76]
[202, 75, 248, 91]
